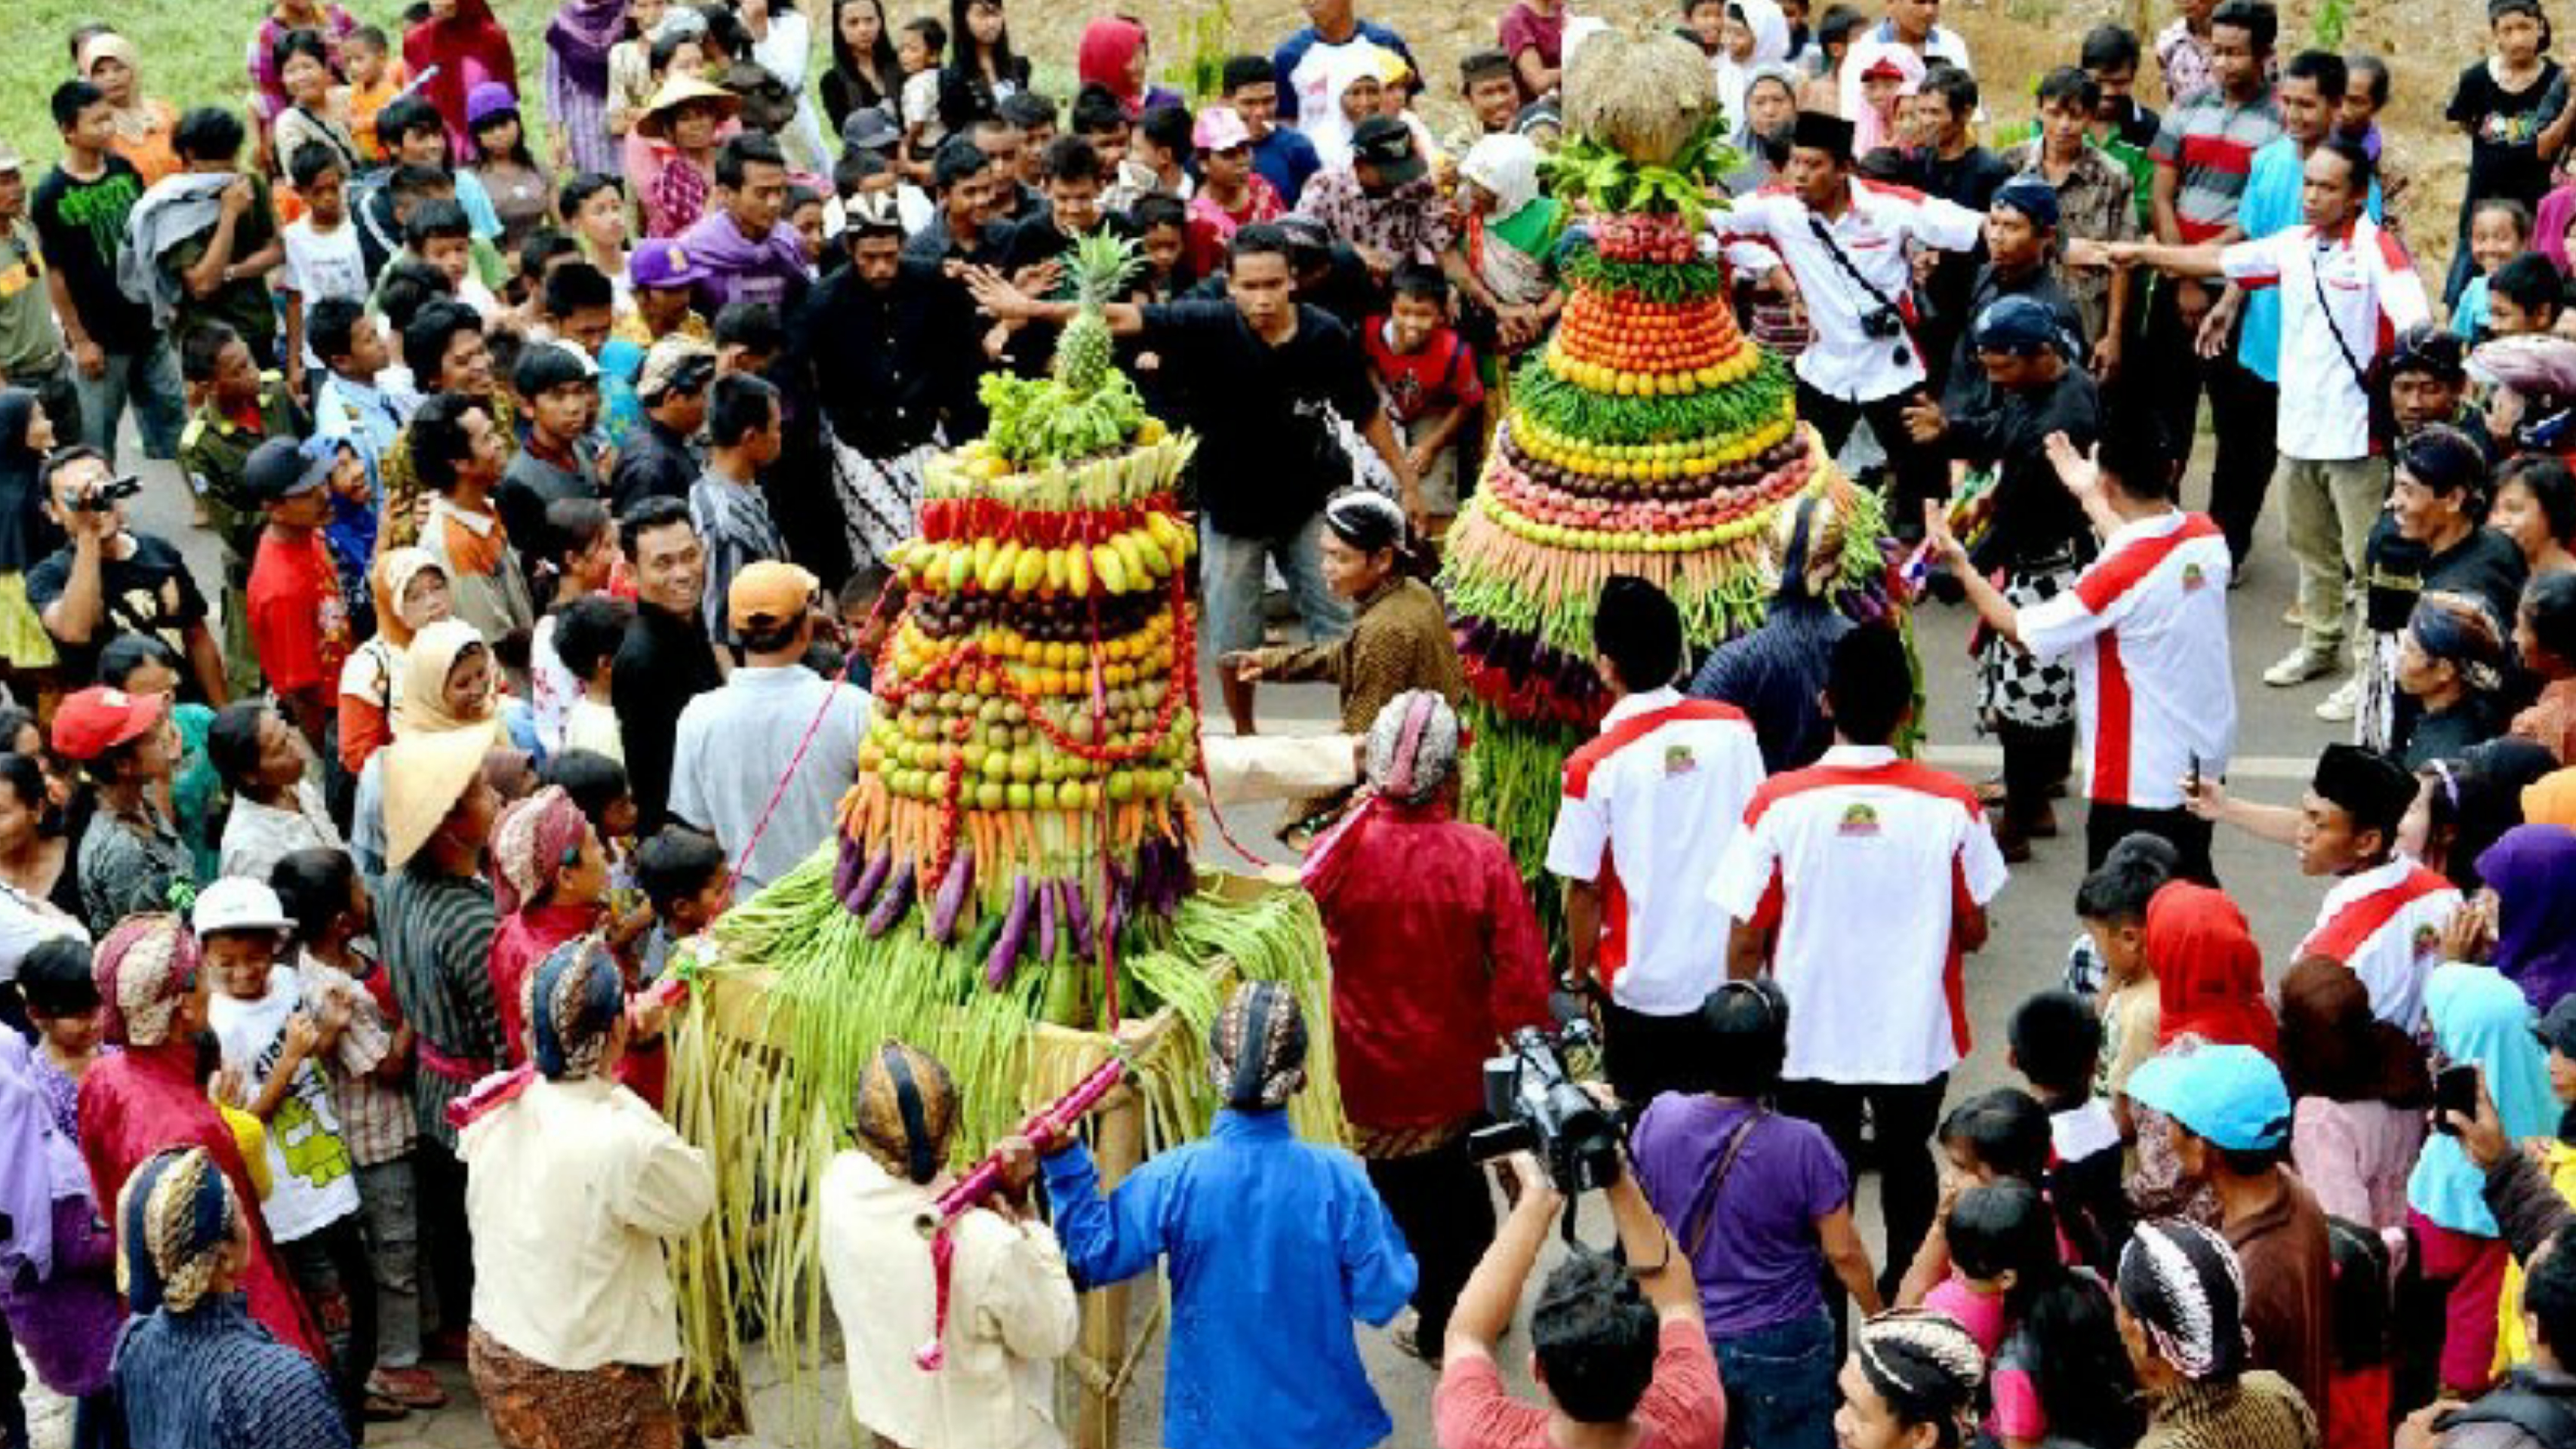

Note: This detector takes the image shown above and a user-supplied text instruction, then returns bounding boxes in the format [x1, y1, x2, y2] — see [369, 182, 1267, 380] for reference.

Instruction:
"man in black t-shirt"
[1910, 65, 2017, 400]
[611, 498, 723, 834]
[30, 81, 185, 463]
[962, 223, 1420, 733]
[25, 447, 225, 701]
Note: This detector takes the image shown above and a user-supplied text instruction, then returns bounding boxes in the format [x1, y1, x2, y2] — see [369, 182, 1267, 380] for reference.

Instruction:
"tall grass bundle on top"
[1563, 28, 1722, 165]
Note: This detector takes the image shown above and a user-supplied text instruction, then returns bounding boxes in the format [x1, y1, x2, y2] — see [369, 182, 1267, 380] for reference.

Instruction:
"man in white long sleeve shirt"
[1710, 110, 1987, 525]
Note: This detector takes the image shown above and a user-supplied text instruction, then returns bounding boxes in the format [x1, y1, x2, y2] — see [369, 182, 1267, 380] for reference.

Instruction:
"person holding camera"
[1431, 1148, 1724, 1449]
[1032, 980, 1416, 1449]
[1302, 689, 1551, 1361]
[1704, 109, 1986, 525]
[1631, 980, 1881, 1449]
[26, 446, 227, 703]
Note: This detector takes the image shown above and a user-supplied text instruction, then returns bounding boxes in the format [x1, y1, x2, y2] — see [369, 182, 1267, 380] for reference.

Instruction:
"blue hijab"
[2410, 962, 2557, 1235]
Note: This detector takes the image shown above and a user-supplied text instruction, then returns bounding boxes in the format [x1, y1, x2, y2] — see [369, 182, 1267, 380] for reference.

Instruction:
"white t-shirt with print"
[208, 964, 361, 1241]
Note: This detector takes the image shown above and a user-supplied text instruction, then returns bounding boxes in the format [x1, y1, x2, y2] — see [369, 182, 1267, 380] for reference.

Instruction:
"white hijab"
[1460, 134, 1543, 222]
[1714, 0, 1794, 128]
[1309, 43, 1393, 171]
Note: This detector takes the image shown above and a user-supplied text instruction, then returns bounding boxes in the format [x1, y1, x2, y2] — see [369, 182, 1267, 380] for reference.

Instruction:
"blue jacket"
[1041, 1108, 1417, 1449]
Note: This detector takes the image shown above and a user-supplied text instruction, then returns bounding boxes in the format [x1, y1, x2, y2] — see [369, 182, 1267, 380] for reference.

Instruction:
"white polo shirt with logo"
[2017, 510, 2237, 811]
[2296, 854, 2460, 1034]
[1707, 180, 1985, 405]
[2218, 214, 2430, 462]
[1545, 688, 1765, 1017]
[1710, 745, 2009, 1085]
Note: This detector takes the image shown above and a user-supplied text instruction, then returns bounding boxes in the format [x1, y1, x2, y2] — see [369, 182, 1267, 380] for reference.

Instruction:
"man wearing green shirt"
[179, 323, 309, 696]
[165, 108, 285, 369]
[0, 143, 80, 446]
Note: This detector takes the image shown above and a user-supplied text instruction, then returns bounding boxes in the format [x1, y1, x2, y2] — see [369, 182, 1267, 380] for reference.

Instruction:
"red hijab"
[2147, 881, 2279, 1058]
[1077, 17, 1149, 115]
[405, 0, 520, 150]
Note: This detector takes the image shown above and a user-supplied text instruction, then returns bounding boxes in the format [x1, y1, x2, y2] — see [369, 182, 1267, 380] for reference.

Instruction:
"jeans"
[1197, 512, 1350, 657]
[2279, 454, 2391, 662]
[356, 1156, 424, 1370]
[1777, 1075, 1949, 1304]
[68, 341, 184, 465]
[1714, 1311, 1839, 1449]
[278, 1214, 380, 1436]
[1364, 1137, 1494, 1348]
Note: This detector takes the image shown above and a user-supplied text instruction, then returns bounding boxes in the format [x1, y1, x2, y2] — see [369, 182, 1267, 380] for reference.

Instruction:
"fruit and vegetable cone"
[1440, 29, 1908, 925]
[660, 237, 1347, 1435]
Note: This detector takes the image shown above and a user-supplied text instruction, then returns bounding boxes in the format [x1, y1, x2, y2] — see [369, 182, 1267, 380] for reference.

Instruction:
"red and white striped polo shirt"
[2296, 855, 2461, 1034]
[1708, 745, 2011, 1085]
[1546, 688, 1765, 1017]
[2018, 511, 2237, 811]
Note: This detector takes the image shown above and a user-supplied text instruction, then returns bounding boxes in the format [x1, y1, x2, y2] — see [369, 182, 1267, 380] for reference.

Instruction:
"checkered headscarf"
[524, 935, 625, 1081]
[93, 914, 199, 1049]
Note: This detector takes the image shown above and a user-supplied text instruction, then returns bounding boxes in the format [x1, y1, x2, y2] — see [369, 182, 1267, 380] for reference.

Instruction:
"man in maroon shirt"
[1303, 690, 1550, 1358]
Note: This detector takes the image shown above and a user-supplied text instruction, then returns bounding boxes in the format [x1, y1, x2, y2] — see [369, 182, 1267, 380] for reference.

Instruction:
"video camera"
[73, 475, 142, 513]
[1468, 1019, 1623, 1194]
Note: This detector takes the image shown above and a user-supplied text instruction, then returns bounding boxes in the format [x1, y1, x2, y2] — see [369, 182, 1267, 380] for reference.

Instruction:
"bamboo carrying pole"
[1077, 1084, 1145, 1449]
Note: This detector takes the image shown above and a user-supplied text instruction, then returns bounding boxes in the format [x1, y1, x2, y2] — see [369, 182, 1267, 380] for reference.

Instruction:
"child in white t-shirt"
[898, 17, 949, 180]
[279, 149, 371, 392]
[196, 877, 377, 1406]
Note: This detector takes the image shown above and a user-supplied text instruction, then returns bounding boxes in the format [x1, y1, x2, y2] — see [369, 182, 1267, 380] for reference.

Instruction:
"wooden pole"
[1076, 1085, 1146, 1449]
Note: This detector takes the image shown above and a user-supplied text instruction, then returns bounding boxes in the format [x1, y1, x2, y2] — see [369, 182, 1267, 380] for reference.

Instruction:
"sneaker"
[2263, 646, 2337, 688]
[2314, 676, 2362, 723]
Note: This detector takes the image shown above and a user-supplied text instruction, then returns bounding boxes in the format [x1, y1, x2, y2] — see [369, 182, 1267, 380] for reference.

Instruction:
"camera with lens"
[1467, 1020, 1623, 1194]
[1860, 306, 1905, 340]
[73, 475, 142, 513]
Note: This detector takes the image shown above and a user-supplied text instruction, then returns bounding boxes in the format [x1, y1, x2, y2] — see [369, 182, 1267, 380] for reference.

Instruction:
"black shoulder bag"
[1807, 214, 1916, 368]
[2307, 240, 2400, 453]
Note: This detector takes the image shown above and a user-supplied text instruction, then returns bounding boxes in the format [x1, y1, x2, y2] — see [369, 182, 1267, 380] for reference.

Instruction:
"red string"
[722, 589, 901, 895]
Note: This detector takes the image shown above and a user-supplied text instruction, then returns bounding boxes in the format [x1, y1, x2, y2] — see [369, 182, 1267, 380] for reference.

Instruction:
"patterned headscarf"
[489, 786, 590, 917]
[92, 914, 199, 1049]
[1322, 489, 1408, 557]
[115, 1146, 240, 1315]
[2116, 1218, 2251, 1383]
[2408, 591, 2510, 697]
[1853, 1309, 1987, 1443]
[1363, 691, 1463, 806]
[1208, 980, 1307, 1111]
[524, 935, 625, 1081]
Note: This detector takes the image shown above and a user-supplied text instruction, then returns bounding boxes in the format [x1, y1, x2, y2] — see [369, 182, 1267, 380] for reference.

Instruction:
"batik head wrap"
[488, 786, 589, 916]
[92, 914, 199, 1049]
[1322, 489, 1408, 556]
[2408, 591, 2510, 697]
[1363, 691, 1463, 806]
[2116, 1218, 2251, 1382]
[115, 1146, 241, 1315]
[1208, 980, 1307, 1110]
[524, 935, 624, 1081]
[1852, 1309, 1986, 1444]
[852, 1041, 960, 1183]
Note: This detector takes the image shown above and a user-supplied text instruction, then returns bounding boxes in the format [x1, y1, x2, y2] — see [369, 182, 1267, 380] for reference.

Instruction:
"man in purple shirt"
[676, 132, 812, 320]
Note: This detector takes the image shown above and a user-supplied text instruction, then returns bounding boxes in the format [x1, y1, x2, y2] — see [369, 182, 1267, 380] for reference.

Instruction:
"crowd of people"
[0, 0, 2570, 1447]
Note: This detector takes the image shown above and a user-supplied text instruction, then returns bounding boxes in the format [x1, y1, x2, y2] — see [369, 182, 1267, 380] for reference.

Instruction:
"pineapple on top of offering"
[962, 224, 1423, 734]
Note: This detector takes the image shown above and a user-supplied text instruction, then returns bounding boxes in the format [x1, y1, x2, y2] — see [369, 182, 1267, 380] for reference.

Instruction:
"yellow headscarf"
[393, 619, 494, 737]
[371, 547, 447, 652]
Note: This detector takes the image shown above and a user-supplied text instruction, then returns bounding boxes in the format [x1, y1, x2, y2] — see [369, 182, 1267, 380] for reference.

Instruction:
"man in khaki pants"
[2110, 137, 2427, 704]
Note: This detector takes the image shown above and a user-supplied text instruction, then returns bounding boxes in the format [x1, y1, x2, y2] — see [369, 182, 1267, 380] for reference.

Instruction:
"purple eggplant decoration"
[928, 851, 974, 944]
[1037, 875, 1058, 962]
[864, 862, 916, 937]
[985, 875, 1035, 989]
[850, 848, 894, 916]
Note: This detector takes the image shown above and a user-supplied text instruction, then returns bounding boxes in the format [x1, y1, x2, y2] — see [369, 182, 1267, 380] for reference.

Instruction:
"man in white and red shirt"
[2116, 137, 2430, 694]
[1709, 109, 1985, 519]
[2290, 742, 2458, 1034]
[1926, 413, 2236, 883]
[1547, 577, 1764, 1115]
[1711, 624, 2007, 1295]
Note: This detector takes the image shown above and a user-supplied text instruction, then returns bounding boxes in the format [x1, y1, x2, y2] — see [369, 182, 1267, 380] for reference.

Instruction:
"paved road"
[104, 423, 2345, 1447]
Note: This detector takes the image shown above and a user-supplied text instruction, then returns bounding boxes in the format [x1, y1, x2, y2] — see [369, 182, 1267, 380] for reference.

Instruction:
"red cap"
[50, 686, 167, 762]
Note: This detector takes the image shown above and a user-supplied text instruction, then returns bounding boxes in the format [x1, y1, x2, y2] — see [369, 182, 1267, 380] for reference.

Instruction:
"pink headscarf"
[1851, 46, 1924, 158]
[94, 915, 201, 1050]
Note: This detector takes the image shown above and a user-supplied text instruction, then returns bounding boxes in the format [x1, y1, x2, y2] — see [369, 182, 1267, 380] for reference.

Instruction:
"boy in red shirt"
[243, 436, 355, 749]
[1364, 263, 1484, 538]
